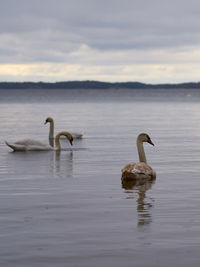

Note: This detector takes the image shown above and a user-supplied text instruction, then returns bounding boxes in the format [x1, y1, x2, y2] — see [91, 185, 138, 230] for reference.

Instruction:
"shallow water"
[0, 88, 200, 266]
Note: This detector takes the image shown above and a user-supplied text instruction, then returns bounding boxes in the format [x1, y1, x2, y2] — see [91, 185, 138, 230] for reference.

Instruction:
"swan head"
[138, 133, 154, 146]
[69, 135, 73, 146]
[44, 117, 53, 124]
[64, 132, 73, 146]
[56, 131, 73, 146]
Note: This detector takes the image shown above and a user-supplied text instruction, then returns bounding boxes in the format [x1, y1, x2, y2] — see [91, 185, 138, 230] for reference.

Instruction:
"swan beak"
[148, 139, 154, 146]
[70, 139, 73, 146]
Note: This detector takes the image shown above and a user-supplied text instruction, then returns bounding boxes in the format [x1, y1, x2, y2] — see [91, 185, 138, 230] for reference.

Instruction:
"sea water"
[0, 88, 200, 266]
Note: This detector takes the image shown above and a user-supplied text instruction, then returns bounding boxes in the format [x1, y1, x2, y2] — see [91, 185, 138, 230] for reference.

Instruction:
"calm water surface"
[0, 88, 200, 266]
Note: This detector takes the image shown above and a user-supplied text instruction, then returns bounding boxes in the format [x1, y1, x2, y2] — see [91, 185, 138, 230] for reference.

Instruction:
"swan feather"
[122, 162, 155, 180]
[5, 131, 73, 152]
[5, 141, 52, 151]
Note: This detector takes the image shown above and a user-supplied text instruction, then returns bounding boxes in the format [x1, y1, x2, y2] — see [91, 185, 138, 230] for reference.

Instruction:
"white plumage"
[5, 131, 73, 152]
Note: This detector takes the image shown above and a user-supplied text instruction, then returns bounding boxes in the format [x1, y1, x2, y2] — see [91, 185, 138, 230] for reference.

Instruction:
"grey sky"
[1, 0, 200, 82]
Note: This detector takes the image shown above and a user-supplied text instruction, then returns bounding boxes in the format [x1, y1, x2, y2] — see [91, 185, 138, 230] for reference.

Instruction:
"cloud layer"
[1, 0, 200, 82]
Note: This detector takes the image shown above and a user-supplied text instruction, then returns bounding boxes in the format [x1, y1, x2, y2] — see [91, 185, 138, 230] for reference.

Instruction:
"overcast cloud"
[1, 0, 200, 83]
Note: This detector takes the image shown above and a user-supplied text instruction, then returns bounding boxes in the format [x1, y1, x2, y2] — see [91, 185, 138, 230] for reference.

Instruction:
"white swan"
[121, 133, 156, 181]
[5, 131, 73, 151]
[44, 117, 83, 140]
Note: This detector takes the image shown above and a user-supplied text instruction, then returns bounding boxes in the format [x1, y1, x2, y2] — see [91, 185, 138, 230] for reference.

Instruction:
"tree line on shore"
[0, 81, 200, 89]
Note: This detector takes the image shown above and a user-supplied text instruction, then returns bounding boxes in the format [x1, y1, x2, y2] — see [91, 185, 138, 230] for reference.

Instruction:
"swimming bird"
[121, 133, 156, 181]
[5, 131, 73, 152]
[44, 117, 83, 140]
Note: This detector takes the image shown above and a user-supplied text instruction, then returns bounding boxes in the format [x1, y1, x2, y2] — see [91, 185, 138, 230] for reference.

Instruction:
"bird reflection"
[122, 178, 156, 227]
[54, 150, 73, 178]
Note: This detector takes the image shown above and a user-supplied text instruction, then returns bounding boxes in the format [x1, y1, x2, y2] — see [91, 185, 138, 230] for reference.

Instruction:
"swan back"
[5, 140, 52, 151]
[121, 162, 156, 181]
[5, 141, 27, 151]
[15, 139, 47, 146]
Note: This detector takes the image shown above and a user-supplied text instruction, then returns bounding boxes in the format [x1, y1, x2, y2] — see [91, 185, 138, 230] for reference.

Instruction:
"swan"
[5, 131, 73, 152]
[121, 133, 156, 181]
[44, 117, 83, 140]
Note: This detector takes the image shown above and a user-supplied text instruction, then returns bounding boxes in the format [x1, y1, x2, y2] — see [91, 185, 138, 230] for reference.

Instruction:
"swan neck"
[49, 120, 54, 139]
[49, 137, 54, 147]
[55, 133, 61, 150]
[137, 139, 147, 163]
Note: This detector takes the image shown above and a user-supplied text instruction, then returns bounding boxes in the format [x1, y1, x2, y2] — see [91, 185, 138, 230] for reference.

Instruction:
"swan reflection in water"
[4, 146, 74, 179]
[54, 150, 73, 178]
[122, 178, 156, 227]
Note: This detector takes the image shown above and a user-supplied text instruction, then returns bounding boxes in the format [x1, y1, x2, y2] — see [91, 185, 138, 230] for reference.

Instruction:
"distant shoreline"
[0, 81, 200, 89]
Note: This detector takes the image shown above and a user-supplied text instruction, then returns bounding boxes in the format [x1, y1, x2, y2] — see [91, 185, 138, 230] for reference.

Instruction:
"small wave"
[61, 147, 88, 151]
